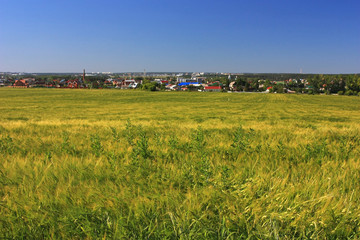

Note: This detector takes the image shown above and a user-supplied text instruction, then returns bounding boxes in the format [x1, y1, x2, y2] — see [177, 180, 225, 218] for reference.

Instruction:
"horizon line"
[1, 71, 359, 75]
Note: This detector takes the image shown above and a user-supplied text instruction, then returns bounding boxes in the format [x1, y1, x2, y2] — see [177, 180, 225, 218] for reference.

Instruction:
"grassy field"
[1, 88, 360, 239]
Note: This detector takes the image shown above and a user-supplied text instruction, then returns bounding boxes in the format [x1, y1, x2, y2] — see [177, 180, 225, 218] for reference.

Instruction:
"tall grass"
[0, 89, 360, 239]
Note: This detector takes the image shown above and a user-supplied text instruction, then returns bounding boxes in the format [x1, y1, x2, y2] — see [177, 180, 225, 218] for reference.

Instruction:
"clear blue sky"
[1, 0, 359, 73]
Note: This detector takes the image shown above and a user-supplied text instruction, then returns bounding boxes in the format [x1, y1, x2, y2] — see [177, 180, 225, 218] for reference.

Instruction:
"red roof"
[14, 80, 28, 86]
[205, 86, 221, 90]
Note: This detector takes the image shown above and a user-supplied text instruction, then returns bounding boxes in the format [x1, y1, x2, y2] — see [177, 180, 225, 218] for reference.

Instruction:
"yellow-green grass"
[1, 88, 360, 239]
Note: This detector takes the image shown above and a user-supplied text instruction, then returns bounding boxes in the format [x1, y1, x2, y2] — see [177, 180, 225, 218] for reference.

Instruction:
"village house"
[63, 79, 86, 88]
[229, 81, 236, 91]
[204, 86, 222, 92]
[116, 79, 142, 89]
[178, 82, 201, 87]
[153, 79, 162, 84]
[33, 79, 46, 87]
[265, 86, 273, 92]
[66, 79, 80, 88]
[45, 79, 60, 88]
[103, 79, 114, 88]
[13, 78, 35, 88]
[193, 77, 206, 83]
[165, 84, 178, 91]
[161, 80, 169, 85]
[0, 79, 6, 87]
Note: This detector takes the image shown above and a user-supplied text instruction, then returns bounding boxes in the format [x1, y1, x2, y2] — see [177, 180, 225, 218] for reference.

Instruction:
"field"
[1, 88, 360, 239]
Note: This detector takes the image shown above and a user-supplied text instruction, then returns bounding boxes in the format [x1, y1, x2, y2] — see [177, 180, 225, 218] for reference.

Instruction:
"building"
[13, 78, 34, 88]
[117, 79, 142, 89]
[204, 86, 222, 92]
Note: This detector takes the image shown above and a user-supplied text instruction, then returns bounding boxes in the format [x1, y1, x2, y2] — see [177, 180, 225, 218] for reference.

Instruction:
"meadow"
[0, 88, 360, 239]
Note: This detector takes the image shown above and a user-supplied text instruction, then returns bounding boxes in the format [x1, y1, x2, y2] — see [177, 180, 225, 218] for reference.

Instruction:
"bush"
[345, 90, 354, 96]
[337, 91, 344, 95]
[142, 82, 157, 91]
[90, 81, 99, 89]
[276, 86, 284, 93]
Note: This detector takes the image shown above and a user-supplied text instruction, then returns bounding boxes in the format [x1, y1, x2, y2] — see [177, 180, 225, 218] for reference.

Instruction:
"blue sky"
[0, 0, 359, 73]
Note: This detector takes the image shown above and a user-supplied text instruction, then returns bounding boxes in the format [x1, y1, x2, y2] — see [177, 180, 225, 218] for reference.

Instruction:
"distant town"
[1, 71, 359, 95]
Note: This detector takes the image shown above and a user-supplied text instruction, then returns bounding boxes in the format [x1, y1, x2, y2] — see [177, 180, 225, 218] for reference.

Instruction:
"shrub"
[142, 82, 158, 91]
[345, 90, 354, 96]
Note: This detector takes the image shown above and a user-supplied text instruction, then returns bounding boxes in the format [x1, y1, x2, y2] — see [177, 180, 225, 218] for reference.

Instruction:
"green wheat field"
[1, 88, 360, 239]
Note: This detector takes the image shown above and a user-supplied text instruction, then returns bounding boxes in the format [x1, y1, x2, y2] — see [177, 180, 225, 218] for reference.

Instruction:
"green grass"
[1, 88, 360, 239]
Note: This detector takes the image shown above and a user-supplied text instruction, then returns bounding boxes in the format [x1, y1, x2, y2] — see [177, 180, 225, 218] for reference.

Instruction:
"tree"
[142, 82, 158, 91]
[244, 82, 250, 92]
